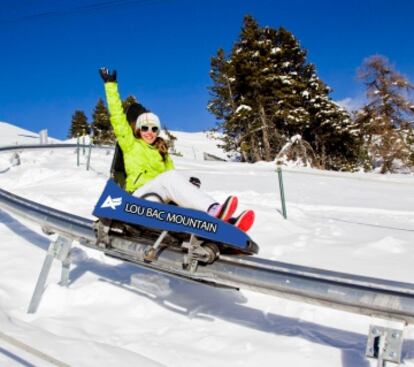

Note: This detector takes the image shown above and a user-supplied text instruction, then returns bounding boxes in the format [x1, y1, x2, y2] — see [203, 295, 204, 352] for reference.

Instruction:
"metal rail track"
[0, 143, 112, 153]
[1, 178, 414, 324]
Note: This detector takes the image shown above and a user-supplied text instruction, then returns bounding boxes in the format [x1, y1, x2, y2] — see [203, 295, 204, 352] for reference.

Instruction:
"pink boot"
[229, 210, 255, 232]
[208, 196, 238, 221]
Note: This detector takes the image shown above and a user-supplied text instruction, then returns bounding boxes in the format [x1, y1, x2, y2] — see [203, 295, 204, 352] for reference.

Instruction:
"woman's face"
[139, 125, 159, 145]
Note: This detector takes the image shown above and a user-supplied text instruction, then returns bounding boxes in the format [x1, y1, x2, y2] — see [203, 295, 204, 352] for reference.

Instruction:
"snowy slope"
[0, 121, 60, 146]
[65, 130, 229, 161]
[168, 131, 228, 160]
[0, 122, 414, 366]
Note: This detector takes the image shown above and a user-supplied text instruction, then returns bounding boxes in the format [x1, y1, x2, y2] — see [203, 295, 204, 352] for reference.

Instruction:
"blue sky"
[0, 0, 413, 139]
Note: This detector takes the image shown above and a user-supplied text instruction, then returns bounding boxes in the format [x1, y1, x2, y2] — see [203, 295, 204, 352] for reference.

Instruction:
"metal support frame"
[366, 325, 404, 367]
[27, 236, 73, 314]
[181, 235, 214, 273]
[143, 230, 168, 262]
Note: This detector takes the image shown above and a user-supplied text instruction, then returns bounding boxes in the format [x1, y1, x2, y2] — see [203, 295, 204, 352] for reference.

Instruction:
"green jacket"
[104, 82, 175, 193]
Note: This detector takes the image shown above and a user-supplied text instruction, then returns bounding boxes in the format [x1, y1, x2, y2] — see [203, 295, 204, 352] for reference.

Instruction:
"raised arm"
[99, 68, 135, 152]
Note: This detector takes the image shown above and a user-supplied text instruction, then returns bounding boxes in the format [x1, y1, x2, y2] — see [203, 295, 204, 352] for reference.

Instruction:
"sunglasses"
[140, 126, 159, 133]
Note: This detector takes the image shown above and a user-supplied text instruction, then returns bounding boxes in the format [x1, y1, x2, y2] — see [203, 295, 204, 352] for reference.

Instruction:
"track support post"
[365, 324, 404, 367]
[27, 236, 73, 314]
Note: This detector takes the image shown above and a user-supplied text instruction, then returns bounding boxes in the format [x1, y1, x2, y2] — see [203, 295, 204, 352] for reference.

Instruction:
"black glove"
[99, 67, 117, 83]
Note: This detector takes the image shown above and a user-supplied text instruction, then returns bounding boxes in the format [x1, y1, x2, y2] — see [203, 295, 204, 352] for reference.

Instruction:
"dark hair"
[126, 103, 148, 123]
[153, 137, 169, 161]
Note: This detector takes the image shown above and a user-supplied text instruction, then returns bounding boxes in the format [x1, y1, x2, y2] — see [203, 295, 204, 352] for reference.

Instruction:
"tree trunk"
[240, 150, 249, 162]
[320, 143, 326, 169]
[259, 104, 272, 161]
[380, 158, 393, 173]
[249, 134, 261, 162]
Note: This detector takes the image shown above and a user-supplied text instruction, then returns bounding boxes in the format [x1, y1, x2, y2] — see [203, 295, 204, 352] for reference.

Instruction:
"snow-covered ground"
[0, 122, 414, 366]
[0, 122, 60, 146]
[171, 131, 230, 161]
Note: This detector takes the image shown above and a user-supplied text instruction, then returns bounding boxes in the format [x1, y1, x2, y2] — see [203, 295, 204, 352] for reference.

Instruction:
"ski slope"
[0, 122, 414, 366]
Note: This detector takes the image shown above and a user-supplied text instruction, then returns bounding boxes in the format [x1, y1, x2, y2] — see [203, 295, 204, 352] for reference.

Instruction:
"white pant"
[133, 170, 216, 212]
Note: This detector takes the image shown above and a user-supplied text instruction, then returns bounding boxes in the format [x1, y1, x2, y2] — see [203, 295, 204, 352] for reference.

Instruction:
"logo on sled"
[101, 195, 122, 210]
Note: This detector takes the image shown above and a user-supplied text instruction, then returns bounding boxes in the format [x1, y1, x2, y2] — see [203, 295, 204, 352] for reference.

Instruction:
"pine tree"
[68, 110, 89, 138]
[209, 48, 245, 157]
[355, 55, 414, 173]
[208, 15, 359, 169]
[302, 77, 361, 170]
[91, 98, 114, 144]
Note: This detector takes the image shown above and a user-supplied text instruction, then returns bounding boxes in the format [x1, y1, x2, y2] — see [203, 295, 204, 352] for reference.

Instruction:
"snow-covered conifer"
[91, 98, 114, 145]
[208, 15, 359, 169]
[68, 110, 89, 138]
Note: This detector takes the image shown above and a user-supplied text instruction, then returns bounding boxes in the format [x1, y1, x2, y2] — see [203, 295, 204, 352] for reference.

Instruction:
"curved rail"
[1, 185, 414, 324]
[1, 144, 414, 325]
[0, 143, 112, 153]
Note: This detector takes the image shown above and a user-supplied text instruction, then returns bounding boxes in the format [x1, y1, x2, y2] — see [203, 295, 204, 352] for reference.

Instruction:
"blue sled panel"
[93, 180, 258, 254]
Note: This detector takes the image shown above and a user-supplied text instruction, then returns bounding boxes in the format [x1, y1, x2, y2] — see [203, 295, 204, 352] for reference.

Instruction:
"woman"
[99, 68, 254, 231]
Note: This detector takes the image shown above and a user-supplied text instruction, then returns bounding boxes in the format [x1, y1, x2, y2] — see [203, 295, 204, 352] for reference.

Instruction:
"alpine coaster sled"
[92, 137, 258, 270]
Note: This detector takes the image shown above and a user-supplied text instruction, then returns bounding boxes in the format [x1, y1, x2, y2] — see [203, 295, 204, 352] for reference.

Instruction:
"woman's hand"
[99, 68, 117, 83]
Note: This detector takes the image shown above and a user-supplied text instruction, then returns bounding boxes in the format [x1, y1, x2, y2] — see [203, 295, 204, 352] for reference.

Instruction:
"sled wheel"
[202, 243, 220, 264]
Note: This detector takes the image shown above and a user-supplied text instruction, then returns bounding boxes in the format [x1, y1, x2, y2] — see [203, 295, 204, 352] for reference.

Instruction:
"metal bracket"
[366, 325, 404, 367]
[27, 236, 73, 314]
[94, 220, 111, 248]
[181, 235, 213, 273]
[143, 230, 168, 262]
